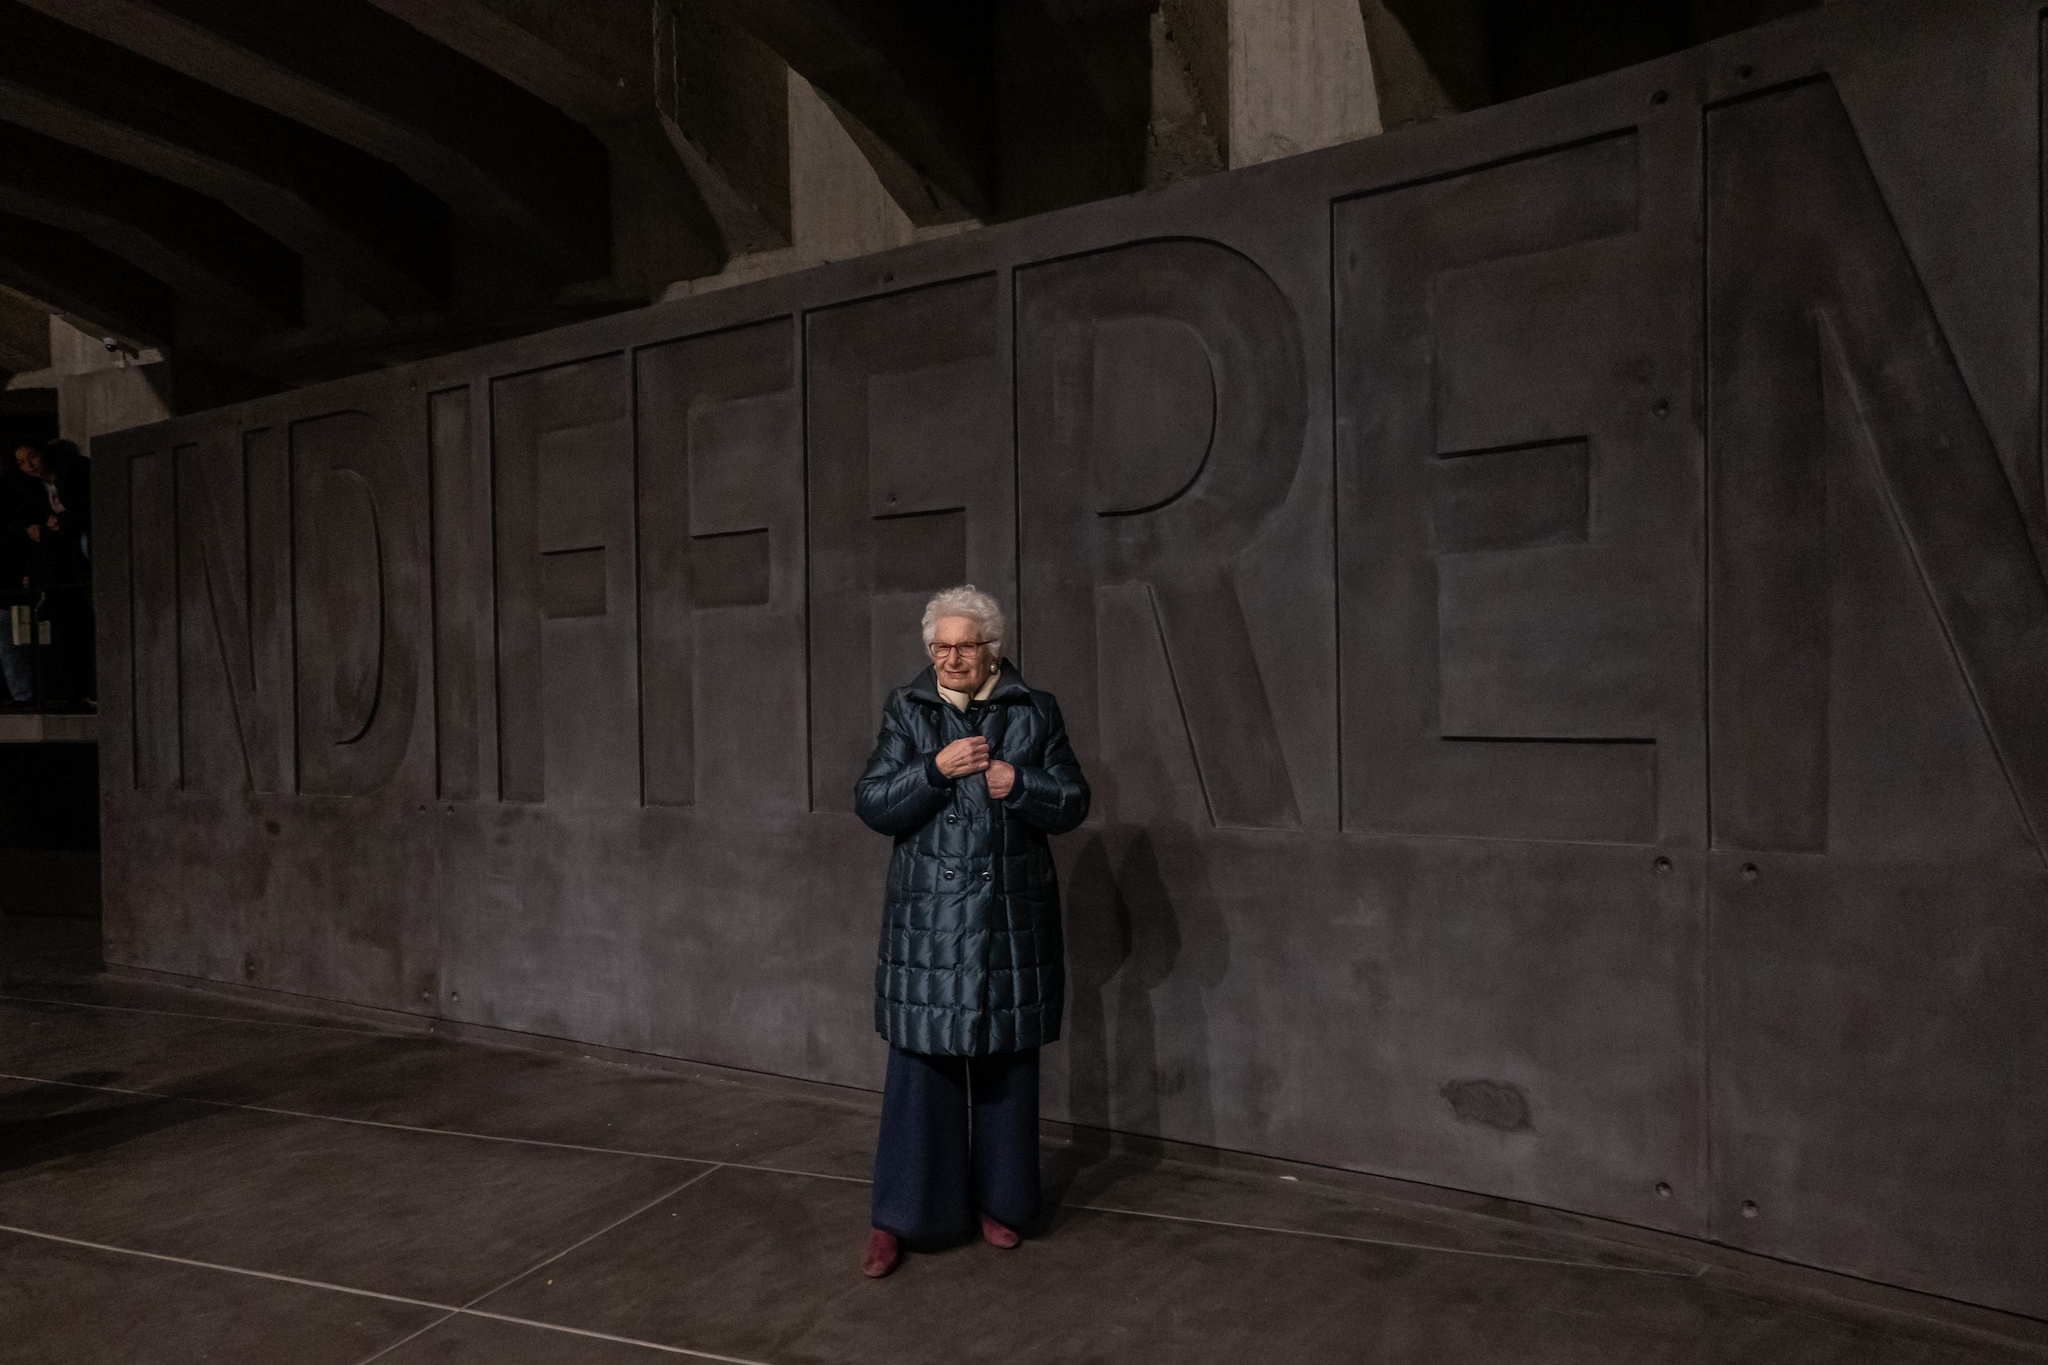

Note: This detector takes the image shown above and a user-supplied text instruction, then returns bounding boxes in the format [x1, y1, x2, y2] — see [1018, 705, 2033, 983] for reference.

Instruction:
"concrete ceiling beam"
[655, 0, 795, 254]
[369, 0, 650, 126]
[809, 85, 975, 229]
[15, 0, 614, 286]
[0, 3, 448, 316]
[365, 0, 730, 289]
[0, 119, 301, 326]
[0, 212, 176, 348]
[722, 0, 1164, 225]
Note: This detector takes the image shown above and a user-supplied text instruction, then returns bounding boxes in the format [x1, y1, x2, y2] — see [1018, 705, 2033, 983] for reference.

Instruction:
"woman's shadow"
[1047, 812, 1228, 1217]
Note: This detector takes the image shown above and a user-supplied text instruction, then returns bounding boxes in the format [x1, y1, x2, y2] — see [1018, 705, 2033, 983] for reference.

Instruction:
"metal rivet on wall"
[1654, 855, 1672, 874]
[1655, 1181, 1672, 1198]
[451, 992, 460, 1002]
[1741, 863, 1759, 881]
[1741, 1200, 1760, 1219]
[1737, 64, 1754, 80]
[1653, 398, 1671, 418]
[1650, 90, 1668, 106]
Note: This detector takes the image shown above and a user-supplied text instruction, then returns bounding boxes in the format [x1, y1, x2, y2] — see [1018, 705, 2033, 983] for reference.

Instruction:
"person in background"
[853, 585, 1089, 1278]
[0, 443, 45, 704]
[0, 486, 30, 704]
[14, 439, 89, 569]
[11, 440, 93, 705]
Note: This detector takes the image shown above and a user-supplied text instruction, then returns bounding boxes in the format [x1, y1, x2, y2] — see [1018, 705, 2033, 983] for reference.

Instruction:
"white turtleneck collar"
[936, 671, 1000, 712]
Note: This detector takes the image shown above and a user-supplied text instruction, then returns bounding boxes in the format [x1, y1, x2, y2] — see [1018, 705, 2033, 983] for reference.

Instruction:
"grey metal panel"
[174, 438, 242, 794]
[637, 317, 806, 814]
[433, 804, 882, 1085]
[1707, 74, 2048, 860]
[291, 408, 428, 800]
[1016, 239, 1308, 831]
[91, 438, 135, 793]
[101, 787, 444, 1012]
[1703, 9, 2048, 1317]
[175, 428, 293, 796]
[430, 384, 495, 804]
[1709, 855, 2048, 1316]
[90, 0, 2048, 1319]
[1334, 126, 1704, 845]
[1044, 831, 1707, 1232]
[805, 276, 1013, 812]
[492, 357, 639, 808]
[127, 447, 179, 793]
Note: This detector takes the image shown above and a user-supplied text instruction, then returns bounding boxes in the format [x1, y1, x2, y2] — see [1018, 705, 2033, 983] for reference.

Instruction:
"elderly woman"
[854, 585, 1089, 1278]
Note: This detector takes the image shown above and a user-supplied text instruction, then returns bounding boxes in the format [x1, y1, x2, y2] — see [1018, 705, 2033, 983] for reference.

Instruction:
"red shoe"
[861, 1228, 902, 1278]
[980, 1213, 1021, 1249]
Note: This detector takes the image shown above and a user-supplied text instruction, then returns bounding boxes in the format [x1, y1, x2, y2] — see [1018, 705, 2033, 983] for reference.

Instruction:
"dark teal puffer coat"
[855, 661, 1089, 1056]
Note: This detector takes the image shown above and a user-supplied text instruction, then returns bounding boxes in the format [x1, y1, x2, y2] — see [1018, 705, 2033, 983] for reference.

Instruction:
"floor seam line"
[0, 1222, 452, 1310]
[0, 993, 405, 1036]
[0, 1073, 1691, 1278]
[347, 1309, 459, 1365]
[1063, 1202, 1705, 1276]
[355, 1165, 730, 1365]
[465, 1163, 726, 1307]
[0, 1072, 721, 1165]
[449, 1308, 776, 1363]
[720, 1161, 872, 1185]
[0, 1221, 778, 1364]
[8, 1068, 875, 1182]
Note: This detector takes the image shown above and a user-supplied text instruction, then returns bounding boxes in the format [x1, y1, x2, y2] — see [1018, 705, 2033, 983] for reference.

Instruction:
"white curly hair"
[921, 584, 1005, 660]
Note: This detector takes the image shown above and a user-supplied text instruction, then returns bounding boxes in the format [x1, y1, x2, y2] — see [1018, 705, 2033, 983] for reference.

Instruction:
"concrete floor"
[1, 914, 2040, 1365]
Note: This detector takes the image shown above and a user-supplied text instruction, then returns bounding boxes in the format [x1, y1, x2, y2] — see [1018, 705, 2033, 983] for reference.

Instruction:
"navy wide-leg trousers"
[870, 1046, 1040, 1241]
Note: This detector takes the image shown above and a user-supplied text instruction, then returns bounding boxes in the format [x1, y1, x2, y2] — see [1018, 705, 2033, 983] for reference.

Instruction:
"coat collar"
[905, 659, 1031, 707]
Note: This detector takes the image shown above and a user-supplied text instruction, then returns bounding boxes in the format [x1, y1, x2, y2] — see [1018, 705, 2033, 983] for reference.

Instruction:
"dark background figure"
[35, 438, 91, 562]
[0, 441, 44, 704]
[10, 439, 94, 707]
[853, 584, 1089, 1279]
[0, 534, 30, 706]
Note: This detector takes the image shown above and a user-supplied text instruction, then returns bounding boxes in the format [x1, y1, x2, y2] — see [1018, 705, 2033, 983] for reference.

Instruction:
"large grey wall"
[93, 0, 2048, 1319]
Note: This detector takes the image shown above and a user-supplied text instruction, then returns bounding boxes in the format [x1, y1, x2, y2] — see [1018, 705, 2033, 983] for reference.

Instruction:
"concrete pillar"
[44, 318, 172, 449]
[663, 69, 924, 300]
[1164, 0, 1383, 170]
[1148, 8, 1226, 186]
[787, 70, 917, 261]
[1227, 0, 1382, 165]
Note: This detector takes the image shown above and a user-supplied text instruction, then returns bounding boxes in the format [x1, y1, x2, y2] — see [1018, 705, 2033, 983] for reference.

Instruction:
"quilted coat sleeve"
[1003, 693, 1090, 834]
[854, 693, 951, 836]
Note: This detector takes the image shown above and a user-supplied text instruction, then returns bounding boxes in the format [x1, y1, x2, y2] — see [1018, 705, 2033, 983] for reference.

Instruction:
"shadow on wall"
[1061, 807, 1231, 1158]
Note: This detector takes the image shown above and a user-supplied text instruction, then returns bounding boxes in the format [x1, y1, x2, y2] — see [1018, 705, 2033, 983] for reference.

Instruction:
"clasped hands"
[934, 736, 1015, 799]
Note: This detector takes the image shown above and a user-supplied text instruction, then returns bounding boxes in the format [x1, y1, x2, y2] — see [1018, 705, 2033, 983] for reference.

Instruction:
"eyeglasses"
[927, 640, 990, 661]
